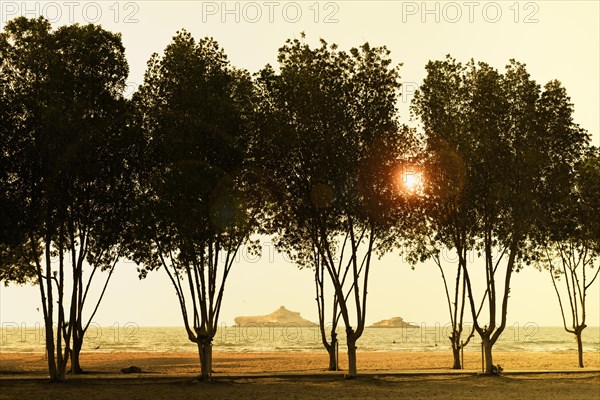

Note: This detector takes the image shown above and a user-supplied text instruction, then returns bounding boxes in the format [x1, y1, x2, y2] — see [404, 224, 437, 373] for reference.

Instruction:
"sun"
[403, 172, 420, 190]
[396, 168, 424, 195]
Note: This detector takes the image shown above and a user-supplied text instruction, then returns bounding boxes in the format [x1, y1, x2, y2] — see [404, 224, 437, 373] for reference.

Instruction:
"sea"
[1, 324, 599, 354]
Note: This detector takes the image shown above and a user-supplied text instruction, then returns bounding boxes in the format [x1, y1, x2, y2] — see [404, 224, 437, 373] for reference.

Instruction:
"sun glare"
[397, 169, 424, 195]
[404, 173, 419, 190]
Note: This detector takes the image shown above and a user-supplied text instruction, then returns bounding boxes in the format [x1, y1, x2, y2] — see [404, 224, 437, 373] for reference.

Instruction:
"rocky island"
[234, 306, 318, 327]
[369, 317, 417, 328]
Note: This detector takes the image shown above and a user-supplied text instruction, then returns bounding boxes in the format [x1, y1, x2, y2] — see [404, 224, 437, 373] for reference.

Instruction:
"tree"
[129, 30, 259, 380]
[412, 56, 590, 374]
[407, 58, 477, 369]
[537, 146, 599, 368]
[0, 17, 132, 381]
[254, 35, 411, 377]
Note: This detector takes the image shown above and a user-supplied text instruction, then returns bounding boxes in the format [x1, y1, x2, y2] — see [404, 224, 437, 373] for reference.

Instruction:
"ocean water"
[1, 324, 599, 354]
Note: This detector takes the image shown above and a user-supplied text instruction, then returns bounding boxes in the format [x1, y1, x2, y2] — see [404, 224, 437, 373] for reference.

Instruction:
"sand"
[1, 351, 599, 400]
[2, 350, 599, 374]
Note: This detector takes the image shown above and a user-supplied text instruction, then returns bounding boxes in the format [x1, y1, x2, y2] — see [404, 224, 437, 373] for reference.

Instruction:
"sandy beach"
[1, 351, 599, 399]
[2, 350, 600, 375]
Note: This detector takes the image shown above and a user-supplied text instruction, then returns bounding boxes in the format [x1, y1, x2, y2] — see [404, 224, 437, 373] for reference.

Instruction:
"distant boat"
[234, 306, 318, 327]
[369, 317, 418, 328]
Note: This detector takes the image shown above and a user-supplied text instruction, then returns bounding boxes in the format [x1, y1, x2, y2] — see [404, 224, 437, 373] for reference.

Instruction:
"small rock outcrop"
[369, 317, 417, 328]
[234, 306, 317, 327]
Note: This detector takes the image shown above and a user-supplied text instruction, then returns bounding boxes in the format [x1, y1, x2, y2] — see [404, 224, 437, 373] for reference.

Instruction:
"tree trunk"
[327, 334, 338, 371]
[54, 343, 69, 381]
[318, 321, 338, 371]
[451, 341, 461, 369]
[57, 356, 68, 381]
[44, 317, 58, 382]
[346, 335, 357, 377]
[483, 336, 494, 374]
[575, 331, 584, 368]
[42, 244, 58, 382]
[70, 333, 84, 374]
[197, 336, 213, 380]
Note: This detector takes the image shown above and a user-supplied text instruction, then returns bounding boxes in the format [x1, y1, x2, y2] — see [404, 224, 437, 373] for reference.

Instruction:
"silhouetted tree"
[129, 30, 259, 380]
[254, 35, 413, 377]
[536, 146, 599, 368]
[0, 17, 131, 381]
[412, 56, 590, 374]
[404, 59, 478, 369]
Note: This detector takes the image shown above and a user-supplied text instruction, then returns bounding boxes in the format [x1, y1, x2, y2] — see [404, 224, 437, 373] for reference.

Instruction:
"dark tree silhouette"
[536, 147, 599, 368]
[254, 35, 413, 377]
[412, 56, 590, 374]
[129, 30, 260, 380]
[0, 17, 132, 381]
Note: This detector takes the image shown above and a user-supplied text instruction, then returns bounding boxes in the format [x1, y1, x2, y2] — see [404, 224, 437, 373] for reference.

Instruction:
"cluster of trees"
[1, 17, 597, 382]
[1, 17, 133, 380]
[409, 57, 598, 371]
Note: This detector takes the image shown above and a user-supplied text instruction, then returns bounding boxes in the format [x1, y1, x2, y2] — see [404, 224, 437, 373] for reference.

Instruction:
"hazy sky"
[0, 1, 598, 329]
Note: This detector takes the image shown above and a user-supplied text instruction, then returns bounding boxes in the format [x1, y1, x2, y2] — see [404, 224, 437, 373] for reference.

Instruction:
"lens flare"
[404, 173, 419, 190]
[395, 168, 424, 196]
